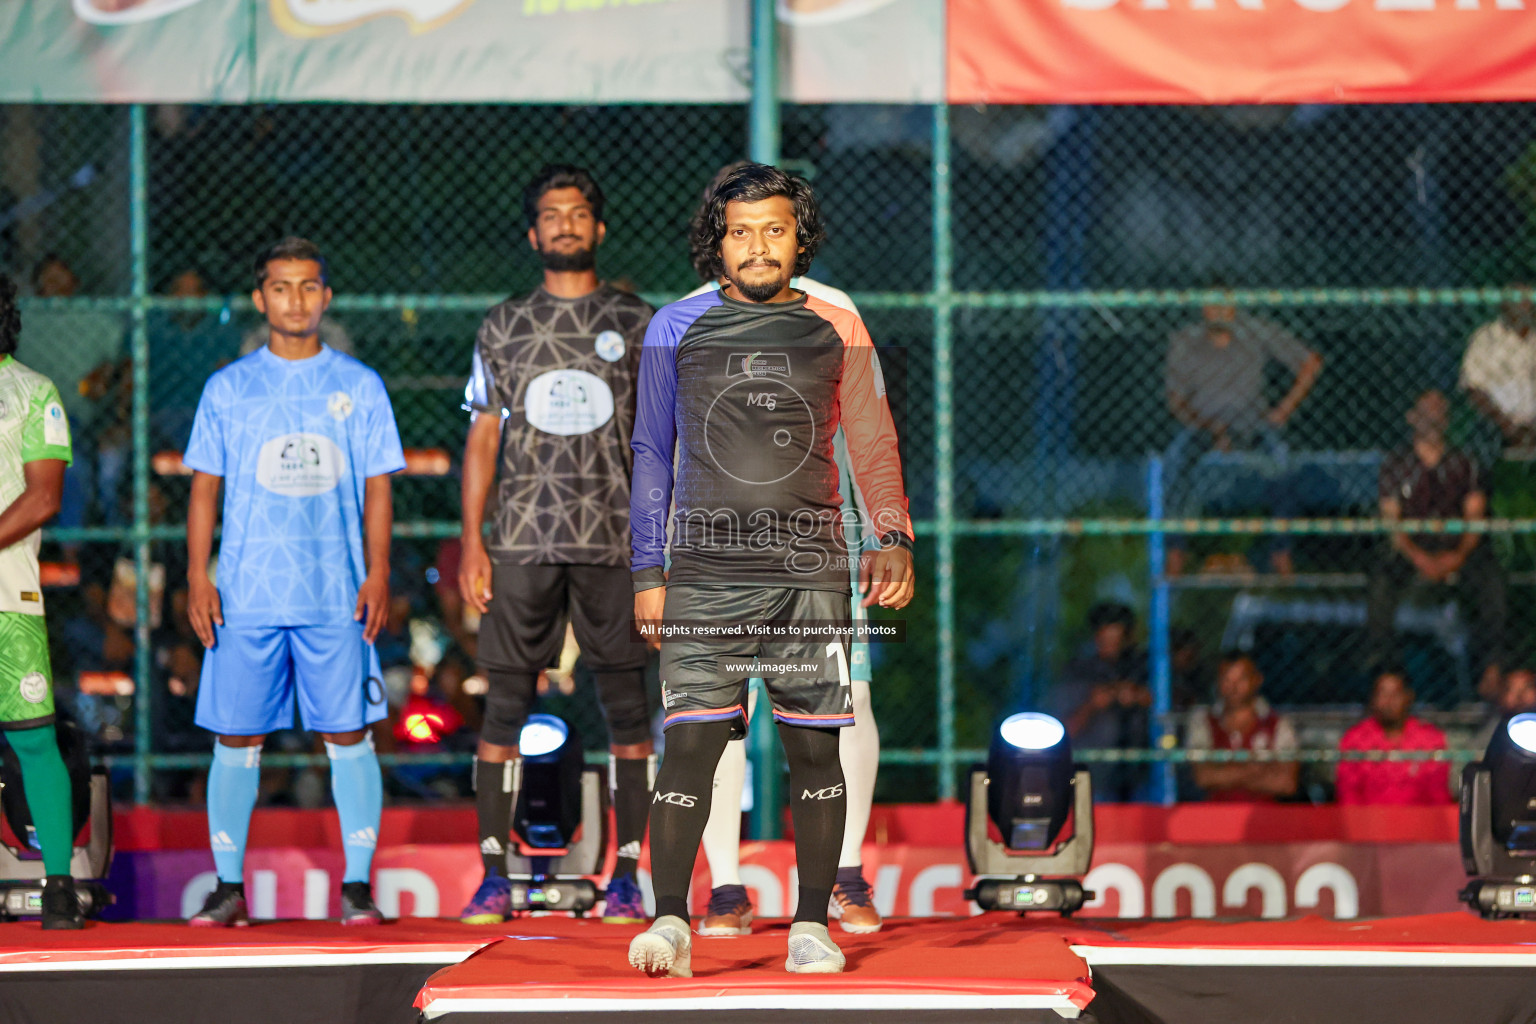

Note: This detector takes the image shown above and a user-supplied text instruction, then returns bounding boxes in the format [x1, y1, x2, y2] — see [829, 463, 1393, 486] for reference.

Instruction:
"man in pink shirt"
[1336, 668, 1449, 806]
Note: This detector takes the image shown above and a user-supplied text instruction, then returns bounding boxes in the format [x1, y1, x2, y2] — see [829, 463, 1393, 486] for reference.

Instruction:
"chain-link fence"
[7, 100, 1536, 806]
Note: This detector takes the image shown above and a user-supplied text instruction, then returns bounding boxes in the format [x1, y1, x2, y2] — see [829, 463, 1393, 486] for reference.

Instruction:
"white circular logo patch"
[43, 402, 69, 447]
[523, 370, 614, 436]
[327, 391, 354, 420]
[19, 673, 47, 705]
[594, 330, 626, 363]
[255, 433, 346, 497]
[703, 378, 814, 485]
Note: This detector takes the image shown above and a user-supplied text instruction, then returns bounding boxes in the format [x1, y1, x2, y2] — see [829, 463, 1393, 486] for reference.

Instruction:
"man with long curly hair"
[625, 164, 914, 976]
[679, 163, 889, 939]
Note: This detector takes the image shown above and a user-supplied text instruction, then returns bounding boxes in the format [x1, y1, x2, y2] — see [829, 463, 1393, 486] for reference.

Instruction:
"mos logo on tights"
[653, 791, 697, 808]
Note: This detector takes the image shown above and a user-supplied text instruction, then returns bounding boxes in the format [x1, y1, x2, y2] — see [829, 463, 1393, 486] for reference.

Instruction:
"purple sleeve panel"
[630, 291, 721, 582]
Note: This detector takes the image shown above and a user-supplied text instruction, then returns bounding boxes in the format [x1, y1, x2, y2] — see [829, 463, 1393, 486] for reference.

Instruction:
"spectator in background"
[1472, 665, 1536, 753]
[16, 254, 125, 527]
[1163, 284, 1323, 578]
[59, 581, 134, 678]
[57, 579, 135, 745]
[150, 587, 211, 803]
[1505, 666, 1536, 718]
[372, 591, 415, 676]
[1461, 286, 1536, 548]
[1367, 390, 1505, 687]
[1053, 602, 1151, 802]
[1185, 652, 1299, 801]
[149, 268, 239, 451]
[432, 538, 476, 659]
[1336, 668, 1450, 806]
[0, 185, 16, 269]
[1170, 626, 1209, 711]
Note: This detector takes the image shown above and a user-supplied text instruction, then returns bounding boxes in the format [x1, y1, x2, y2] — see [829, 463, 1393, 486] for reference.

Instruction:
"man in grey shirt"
[1163, 288, 1323, 576]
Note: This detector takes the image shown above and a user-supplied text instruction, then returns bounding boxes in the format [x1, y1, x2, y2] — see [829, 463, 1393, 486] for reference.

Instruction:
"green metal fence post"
[932, 104, 957, 800]
[747, 0, 783, 839]
[129, 104, 153, 805]
[749, 0, 781, 167]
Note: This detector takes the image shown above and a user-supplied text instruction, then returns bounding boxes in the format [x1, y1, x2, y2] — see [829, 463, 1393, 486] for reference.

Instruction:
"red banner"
[949, 0, 1536, 105]
[103, 804, 1467, 921]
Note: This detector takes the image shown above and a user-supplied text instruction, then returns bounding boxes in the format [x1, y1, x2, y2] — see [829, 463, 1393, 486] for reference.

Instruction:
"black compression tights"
[779, 721, 846, 925]
[647, 719, 845, 926]
[648, 720, 733, 922]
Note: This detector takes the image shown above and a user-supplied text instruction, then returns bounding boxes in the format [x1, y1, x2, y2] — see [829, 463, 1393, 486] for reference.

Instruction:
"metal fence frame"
[17, 0, 1525, 824]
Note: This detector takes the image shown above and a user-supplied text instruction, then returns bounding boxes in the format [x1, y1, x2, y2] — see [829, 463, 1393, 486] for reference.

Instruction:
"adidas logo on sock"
[615, 841, 641, 860]
[209, 830, 237, 852]
[345, 827, 378, 848]
[480, 837, 504, 855]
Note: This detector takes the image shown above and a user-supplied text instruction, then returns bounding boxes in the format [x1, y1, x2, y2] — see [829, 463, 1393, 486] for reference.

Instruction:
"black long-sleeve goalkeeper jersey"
[630, 288, 911, 592]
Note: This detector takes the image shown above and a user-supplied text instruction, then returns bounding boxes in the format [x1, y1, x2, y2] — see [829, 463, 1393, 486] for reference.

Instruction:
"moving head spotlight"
[964, 713, 1094, 916]
[1461, 713, 1536, 918]
[501, 714, 608, 916]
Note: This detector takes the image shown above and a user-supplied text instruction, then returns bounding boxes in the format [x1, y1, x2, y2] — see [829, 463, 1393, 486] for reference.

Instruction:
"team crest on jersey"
[727, 352, 791, 379]
[18, 672, 47, 705]
[594, 330, 625, 363]
[43, 402, 69, 447]
[327, 391, 354, 420]
[524, 369, 614, 436]
[256, 432, 345, 497]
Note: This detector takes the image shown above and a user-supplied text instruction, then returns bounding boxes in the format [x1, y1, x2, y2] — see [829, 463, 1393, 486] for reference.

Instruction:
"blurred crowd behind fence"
[7, 100, 1536, 806]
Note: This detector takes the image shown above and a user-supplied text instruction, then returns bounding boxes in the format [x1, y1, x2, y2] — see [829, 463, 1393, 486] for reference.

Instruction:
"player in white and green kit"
[0, 273, 82, 929]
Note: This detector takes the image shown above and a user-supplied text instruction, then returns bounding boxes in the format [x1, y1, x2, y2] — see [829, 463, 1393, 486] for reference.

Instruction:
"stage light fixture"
[519, 716, 569, 759]
[1460, 713, 1536, 918]
[964, 713, 1094, 917]
[0, 722, 114, 920]
[497, 714, 608, 916]
[514, 714, 583, 851]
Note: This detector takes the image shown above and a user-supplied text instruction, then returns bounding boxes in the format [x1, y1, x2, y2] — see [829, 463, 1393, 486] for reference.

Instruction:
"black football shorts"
[478, 564, 648, 674]
[658, 584, 854, 737]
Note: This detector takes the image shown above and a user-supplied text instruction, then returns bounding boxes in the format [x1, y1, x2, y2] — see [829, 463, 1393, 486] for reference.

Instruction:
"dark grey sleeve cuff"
[632, 567, 667, 593]
[881, 531, 915, 554]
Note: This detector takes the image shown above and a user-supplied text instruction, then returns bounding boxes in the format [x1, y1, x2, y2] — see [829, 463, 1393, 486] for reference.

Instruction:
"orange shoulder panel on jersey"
[805, 294, 914, 542]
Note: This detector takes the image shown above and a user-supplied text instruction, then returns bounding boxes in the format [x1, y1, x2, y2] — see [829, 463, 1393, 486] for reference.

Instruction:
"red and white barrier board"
[102, 803, 1464, 921]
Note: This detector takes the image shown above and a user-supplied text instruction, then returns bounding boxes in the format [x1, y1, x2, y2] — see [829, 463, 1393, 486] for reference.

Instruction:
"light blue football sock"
[207, 742, 262, 885]
[328, 736, 383, 884]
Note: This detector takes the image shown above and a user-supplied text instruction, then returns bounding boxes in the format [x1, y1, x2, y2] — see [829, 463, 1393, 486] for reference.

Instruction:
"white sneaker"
[785, 921, 846, 974]
[628, 915, 693, 978]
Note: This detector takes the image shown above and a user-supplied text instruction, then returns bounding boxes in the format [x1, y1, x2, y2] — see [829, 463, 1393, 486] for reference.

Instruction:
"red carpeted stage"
[4, 912, 1536, 1024]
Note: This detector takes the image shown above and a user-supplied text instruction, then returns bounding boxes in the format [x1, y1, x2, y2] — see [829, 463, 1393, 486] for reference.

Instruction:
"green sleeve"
[21, 380, 73, 466]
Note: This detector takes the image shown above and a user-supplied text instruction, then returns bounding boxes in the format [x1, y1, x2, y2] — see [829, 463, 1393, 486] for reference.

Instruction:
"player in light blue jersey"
[182, 238, 405, 927]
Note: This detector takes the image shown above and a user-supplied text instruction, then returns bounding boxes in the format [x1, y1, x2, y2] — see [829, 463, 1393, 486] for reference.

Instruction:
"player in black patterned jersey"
[458, 166, 654, 925]
[467, 287, 648, 564]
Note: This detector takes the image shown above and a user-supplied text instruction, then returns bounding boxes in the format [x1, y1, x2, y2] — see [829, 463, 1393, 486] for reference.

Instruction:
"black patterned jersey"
[465, 285, 653, 566]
